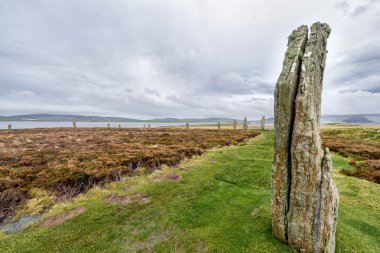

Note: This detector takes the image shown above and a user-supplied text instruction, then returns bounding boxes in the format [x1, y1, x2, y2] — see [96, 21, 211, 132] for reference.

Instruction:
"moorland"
[0, 128, 258, 222]
[0, 126, 379, 252]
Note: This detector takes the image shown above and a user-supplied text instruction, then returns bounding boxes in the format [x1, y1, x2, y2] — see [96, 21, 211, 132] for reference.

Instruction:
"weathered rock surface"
[272, 24, 308, 243]
[272, 22, 338, 253]
[261, 116, 266, 130]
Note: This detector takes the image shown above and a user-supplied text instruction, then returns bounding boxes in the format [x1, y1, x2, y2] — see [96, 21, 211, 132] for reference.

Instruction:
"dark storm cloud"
[0, 0, 379, 119]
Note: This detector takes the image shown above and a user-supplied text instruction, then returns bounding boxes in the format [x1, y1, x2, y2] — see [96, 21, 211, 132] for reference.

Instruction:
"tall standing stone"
[73, 121, 77, 129]
[107, 123, 110, 128]
[7, 124, 11, 130]
[272, 23, 338, 253]
[217, 122, 221, 130]
[233, 119, 237, 130]
[260, 116, 266, 130]
[186, 123, 190, 129]
[243, 117, 248, 130]
[273, 25, 308, 243]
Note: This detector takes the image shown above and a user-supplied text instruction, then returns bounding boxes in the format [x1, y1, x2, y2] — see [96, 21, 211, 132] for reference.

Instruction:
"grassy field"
[0, 128, 258, 222]
[0, 131, 379, 252]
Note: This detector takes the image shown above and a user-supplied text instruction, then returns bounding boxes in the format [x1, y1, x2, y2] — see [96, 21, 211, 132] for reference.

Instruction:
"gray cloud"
[0, 0, 379, 119]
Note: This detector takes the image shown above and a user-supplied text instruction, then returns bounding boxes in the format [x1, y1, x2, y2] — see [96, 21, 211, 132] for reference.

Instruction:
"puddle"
[0, 214, 40, 233]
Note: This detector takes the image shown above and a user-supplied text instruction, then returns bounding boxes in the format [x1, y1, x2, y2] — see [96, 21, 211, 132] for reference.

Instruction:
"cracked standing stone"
[272, 22, 338, 253]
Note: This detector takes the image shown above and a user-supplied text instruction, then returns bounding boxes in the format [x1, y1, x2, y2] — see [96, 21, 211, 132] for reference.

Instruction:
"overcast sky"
[0, 0, 379, 119]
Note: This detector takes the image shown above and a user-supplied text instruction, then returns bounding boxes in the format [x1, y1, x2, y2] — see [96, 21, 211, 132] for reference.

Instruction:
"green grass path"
[0, 132, 379, 252]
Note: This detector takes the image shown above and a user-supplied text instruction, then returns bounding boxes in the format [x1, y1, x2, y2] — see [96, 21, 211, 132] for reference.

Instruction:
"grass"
[0, 131, 379, 252]
[0, 128, 258, 221]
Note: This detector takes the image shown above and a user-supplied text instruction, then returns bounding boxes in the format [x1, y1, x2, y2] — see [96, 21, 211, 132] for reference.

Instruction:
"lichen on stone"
[272, 22, 338, 253]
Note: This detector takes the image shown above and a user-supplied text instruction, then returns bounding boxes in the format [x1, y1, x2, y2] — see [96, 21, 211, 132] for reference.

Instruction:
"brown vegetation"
[0, 128, 258, 221]
[321, 135, 380, 160]
[321, 130, 380, 184]
[342, 160, 380, 184]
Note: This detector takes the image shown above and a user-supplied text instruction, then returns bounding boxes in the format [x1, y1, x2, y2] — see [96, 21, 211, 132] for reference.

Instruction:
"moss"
[16, 188, 54, 217]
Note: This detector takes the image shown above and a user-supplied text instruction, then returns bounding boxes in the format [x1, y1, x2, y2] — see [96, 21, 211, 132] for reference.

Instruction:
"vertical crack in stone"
[272, 25, 308, 243]
[313, 151, 324, 252]
[285, 49, 304, 242]
[272, 22, 338, 253]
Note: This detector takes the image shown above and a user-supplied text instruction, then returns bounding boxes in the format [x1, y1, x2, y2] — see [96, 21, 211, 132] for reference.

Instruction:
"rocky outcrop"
[272, 22, 338, 253]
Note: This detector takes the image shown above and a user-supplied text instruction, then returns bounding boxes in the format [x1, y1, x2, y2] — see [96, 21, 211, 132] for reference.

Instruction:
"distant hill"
[0, 114, 137, 122]
[0, 114, 233, 123]
[341, 115, 374, 124]
[1, 114, 379, 124]
[255, 114, 380, 124]
[321, 114, 380, 124]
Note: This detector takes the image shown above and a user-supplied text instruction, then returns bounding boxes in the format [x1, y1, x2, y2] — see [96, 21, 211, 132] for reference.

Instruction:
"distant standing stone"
[8, 124, 11, 130]
[148, 124, 151, 129]
[118, 124, 121, 129]
[233, 119, 237, 130]
[272, 22, 338, 253]
[73, 121, 77, 129]
[260, 116, 265, 130]
[186, 123, 190, 129]
[243, 117, 248, 130]
[217, 122, 221, 130]
[107, 123, 110, 128]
